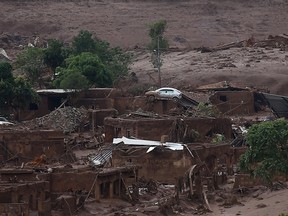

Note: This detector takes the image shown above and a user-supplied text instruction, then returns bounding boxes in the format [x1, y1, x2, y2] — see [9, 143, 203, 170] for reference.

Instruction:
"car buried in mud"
[145, 87, 182, 102]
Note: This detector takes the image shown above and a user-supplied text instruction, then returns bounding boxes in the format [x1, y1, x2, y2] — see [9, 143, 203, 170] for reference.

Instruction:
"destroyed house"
[104, 116, 233, 143]
[0, 130, 64, 164]
[0, 166, 139, 215]
[111, 137, 245, 184]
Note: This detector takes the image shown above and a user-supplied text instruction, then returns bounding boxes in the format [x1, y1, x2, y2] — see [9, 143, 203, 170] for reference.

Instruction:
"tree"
[0, 61, 13, 81]
[57, 70, 90, 89]
[72, 30, 96, 54]
[148, 20, 169, 51]
[54, 52, 113, 88]
[12, 77, 39, 109]
[71, 30, 131, 80]
[43, 39, 68, 74]
[0, 62, 39, 110]
[148, 20, 169, 87]
[15, 47, 47, 88]
[239, 119, 288, 185]
[0, 79, 14, 108]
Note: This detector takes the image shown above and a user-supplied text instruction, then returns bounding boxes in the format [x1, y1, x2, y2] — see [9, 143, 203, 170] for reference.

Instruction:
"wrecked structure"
[111, 137, 245, 184]
[0, 166, 139, 215]
[104, 116, 233, 142]
[0, 130, 64, 164]
[0, 84, 287, 215]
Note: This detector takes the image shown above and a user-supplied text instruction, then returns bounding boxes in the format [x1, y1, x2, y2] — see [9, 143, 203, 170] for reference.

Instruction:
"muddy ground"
[1, 0, 288, 215]
[1, 0, 288, 95]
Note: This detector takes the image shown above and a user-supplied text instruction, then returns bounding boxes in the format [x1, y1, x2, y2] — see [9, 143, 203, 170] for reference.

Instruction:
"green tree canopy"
[54, 52, 113, 88]
[13, 30, 131, 90]
[71, 30, 131, 80]
[239, 119, 288, 185]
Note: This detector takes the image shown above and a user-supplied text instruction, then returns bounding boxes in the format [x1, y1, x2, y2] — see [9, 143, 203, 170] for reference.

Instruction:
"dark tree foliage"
[43, 39, 67, 72]
[72, 30, 96, 54]
[239, 119, 288, 186]
[0, 61, 13, 81]
[0, 62, 39, 109]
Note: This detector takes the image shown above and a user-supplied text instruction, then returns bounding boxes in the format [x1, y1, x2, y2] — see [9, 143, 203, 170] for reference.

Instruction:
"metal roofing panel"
[113, 136, 183, 151]
[262, 93, 288, 118]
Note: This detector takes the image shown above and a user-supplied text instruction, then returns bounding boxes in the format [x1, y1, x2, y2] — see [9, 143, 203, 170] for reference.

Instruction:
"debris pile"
[197, 34, 288, 52]
[20, 106, 89, 133]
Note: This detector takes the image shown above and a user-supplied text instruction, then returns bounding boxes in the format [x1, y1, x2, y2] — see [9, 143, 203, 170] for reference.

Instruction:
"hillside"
[1, 0, 288, 94]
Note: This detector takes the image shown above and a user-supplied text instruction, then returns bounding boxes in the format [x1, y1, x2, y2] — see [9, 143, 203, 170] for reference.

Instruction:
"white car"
[145, 87, 182, 102]
[0, 117, 14, 126]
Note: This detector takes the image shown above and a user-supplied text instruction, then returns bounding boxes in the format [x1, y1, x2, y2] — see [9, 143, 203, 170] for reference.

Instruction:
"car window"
[159, 89, 168, 94]
[0, 117, 7, 121]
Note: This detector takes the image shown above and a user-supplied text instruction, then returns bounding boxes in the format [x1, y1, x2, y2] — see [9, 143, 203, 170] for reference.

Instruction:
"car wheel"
[172, 97, 179, 103]
[148, 95, 155, 102]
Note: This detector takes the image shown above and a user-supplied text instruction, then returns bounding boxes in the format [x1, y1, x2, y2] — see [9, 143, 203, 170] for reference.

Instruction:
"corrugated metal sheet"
[89, 144, 114, 166]
[113, 136, 183, 151]
[261, 93, 288, 118]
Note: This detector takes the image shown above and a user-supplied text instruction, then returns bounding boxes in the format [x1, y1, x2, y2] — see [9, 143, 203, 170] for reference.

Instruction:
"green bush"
[239, 119, 288, 186]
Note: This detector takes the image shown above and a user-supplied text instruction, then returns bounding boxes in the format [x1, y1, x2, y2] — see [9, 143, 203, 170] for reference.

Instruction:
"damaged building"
[0, 84, 286, 215]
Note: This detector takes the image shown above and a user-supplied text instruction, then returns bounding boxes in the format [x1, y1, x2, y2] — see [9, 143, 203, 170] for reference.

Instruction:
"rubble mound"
[21, 106, 89, 133]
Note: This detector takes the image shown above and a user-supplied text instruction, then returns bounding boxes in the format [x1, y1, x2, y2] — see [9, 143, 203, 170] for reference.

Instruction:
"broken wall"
[104, 117, 233, 142]
[104, 118, 173, 142]
[184, 118, 233, 140]
[19, 93, 69, 121]
[0, 181, 50, 214]
[0, 203, 29, 215]
[209, 91, 255, 115]
[89, 109, 118, 127]
[112, 147, 191, 184]
[0, 130, 64, 163]
[113, 97, 146, 114]
[112, 144, 245, 183]
[76, 98, 113, 110]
